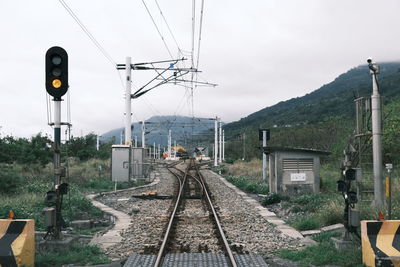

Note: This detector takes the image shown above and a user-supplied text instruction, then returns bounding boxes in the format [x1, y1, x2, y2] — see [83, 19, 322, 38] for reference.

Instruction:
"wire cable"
[195, 0, 205, 72]
[58, 0, 116, 66]
[141, 0, 174, 59]
[154, 0, 182, 54]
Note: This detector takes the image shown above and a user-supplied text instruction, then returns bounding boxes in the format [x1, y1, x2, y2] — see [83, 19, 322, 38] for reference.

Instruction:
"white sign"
[291, 173, 306, 182]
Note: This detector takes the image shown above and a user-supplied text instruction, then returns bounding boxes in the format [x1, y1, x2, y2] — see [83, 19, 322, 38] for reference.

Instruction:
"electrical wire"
[195, 0, 205, 73]
[58, 0, 116, 67]
[141, 0, 174, 59]
[154, 0, 182, 54]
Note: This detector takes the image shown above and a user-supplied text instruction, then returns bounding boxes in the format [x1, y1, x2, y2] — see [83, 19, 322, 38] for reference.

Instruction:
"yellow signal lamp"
[52, 79, 62, 88]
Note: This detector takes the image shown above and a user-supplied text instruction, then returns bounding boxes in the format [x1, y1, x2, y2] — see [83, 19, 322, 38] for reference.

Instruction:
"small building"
[263, 147, 330, 195]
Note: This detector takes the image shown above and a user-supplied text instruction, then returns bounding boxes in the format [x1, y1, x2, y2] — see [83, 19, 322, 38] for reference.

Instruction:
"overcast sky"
[1, 0, 399, 138]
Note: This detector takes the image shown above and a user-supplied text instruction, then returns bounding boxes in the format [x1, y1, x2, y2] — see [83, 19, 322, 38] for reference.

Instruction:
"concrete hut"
[263, 147, 330, 196]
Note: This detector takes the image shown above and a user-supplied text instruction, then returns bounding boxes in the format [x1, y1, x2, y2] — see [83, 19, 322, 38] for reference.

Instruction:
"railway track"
[153, 159, 238, 267]
[115, 160, 270, 266]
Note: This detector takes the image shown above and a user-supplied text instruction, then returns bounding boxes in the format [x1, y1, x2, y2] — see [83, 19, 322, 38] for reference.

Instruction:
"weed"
[226, 176, 269, 195]
[279, 231, 362, 266]
[0, 164, 23, 194]
[36, 244, 110, 266]
[262, 193, 288, 205]
[290, 214, 321, 231]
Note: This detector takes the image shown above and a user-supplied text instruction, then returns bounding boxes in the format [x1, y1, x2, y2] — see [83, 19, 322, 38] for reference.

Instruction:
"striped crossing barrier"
[0, 219, 35, 267]
[361, 220, 400, 267]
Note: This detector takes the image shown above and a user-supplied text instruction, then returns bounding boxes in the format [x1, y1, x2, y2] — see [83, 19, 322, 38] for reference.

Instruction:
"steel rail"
[154, 164, 189, 267]
[197, 168, 238, 267]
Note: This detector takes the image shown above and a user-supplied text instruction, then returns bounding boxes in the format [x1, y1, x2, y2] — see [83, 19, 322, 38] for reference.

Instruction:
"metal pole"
[153, 142, 156, 160]
[134, 136, 137, 148]
[142, 120, 145, 148]
[125, 57, 132, 145]
[96, 134, 100, 151]
[222, 130, 225, 162]
[369, 59, 384, 207]
[242, 133, 246, 161]
[219, 122, 222, 164]
[386, 164, 393, 219]
[168, 130, 172, 158]
[262, 130, 267, 183]
[174, 140, 176, 158]
[214, 117, 218, 166]
[54, 100, 62, 239]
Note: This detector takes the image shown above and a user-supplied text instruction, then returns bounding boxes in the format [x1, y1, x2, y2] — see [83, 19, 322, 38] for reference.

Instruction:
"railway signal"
[45, 46, 68, 100]
[43, 46, 69, 239]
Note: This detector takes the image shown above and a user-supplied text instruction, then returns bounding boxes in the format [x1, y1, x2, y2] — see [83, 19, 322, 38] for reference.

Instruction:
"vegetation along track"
[154, 159, 238, 267]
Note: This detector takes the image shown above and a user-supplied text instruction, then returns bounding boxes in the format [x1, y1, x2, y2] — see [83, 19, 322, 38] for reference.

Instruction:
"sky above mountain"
[1, 0, 400, 138]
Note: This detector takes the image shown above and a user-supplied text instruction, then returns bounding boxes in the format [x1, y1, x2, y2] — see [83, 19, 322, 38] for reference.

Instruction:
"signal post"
[44, 46, 69, 239]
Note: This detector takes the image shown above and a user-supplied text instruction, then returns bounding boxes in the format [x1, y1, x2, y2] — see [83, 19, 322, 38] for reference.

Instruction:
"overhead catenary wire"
[141, 0, 174, 59]
[58, 0, 116, 67]
[154, 0, 182, 54]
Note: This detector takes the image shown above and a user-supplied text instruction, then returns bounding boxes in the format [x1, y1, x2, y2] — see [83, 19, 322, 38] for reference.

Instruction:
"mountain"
[100, 115, 216, 149]
[224, 62, 400, 137]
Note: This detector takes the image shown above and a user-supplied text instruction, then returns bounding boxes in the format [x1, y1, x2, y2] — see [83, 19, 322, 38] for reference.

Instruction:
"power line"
[141, 0, 174, 59]
[196, 0, 205, 72]
[154, 0, 182, 54]
[58, 0, 116, 66]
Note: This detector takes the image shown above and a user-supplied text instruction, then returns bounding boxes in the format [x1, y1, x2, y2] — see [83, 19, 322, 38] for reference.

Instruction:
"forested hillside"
[223, 62, 400, 163]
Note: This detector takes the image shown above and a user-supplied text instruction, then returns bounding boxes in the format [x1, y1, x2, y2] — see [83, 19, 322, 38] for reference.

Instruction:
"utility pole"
[153, 142, 156, 160]
[134, 136, 138, 148]
[168, 129, 172, 158]
[219, 121, 222, 164]
[174, 140, 177, 158]
[141, 120, 145, 148]
[214, 116, 219, 167]
[368, 58, 384, 208]
[222, 130, 225, 162]
[158, 144, 161, 159]
[242, 133, 246, 161]
[96, 134, 100, 151]
[125, 57, 132, 145]
[261, 129, 269, 183]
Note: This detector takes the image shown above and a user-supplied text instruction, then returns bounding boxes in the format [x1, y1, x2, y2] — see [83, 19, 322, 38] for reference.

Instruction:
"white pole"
[124, 57, 132, 145]
[134, 136, 137, 148]
[120, 131, 123, 145]
[369, 60, 384, 207]
[222, 130, 225, 162]
[153, 142, 156, 159]
[141, 120, 145, 148]
[96, 134, 100, 151]
[262, 130, 267, 183]
[219, 121, 222, 164]
[168, 129, 172, 158]
[214, 117, 218, 167]
[174, 140, 177, 158]
[158, 144, 161, 159]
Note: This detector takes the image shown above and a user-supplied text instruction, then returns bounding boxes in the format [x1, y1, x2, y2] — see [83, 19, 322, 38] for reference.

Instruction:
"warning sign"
[291, 173, 306, 182]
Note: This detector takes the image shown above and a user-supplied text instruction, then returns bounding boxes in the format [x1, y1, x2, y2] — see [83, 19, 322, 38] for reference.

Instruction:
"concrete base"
[331, 237, 355, 251]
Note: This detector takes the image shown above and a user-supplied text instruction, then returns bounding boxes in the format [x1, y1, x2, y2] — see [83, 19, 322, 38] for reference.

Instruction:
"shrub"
[36, 244, 110, 266]
[226, 176, 269, 195]
[262, 193, 288, 205]
[319, 200, 343, 226]
[0, 164, 23, 194]
[290, 214, 321, 231]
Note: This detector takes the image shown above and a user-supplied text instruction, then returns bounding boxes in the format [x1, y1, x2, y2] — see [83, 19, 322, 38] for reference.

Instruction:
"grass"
[36, 244, 111, 266]
[71, 226, 107, 236]
[0, 159, 133, 231]
[225, 175, 269, 195]
[279, 232, 363, 267]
